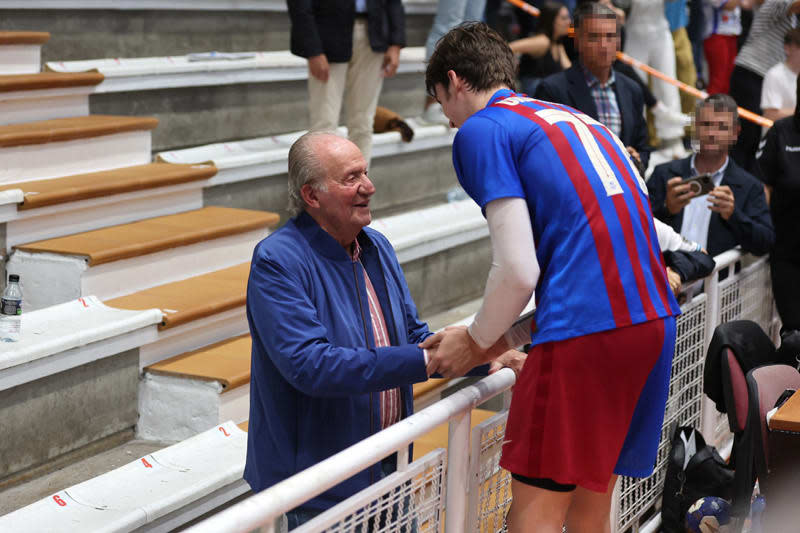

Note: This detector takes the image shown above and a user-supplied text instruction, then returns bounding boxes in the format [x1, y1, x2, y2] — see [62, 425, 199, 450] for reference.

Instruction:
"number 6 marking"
[53, 495, 67, 507]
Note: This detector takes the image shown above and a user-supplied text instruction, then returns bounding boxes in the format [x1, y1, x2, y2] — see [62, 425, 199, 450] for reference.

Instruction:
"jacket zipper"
[351, 261, 375, 484]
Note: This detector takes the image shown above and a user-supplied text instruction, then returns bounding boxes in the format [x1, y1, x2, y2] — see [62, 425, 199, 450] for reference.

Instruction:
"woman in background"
[510, 1, 572, 96]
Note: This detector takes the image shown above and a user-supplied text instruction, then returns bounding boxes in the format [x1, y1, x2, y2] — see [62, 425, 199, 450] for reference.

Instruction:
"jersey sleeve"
[452, 115, 526, 212]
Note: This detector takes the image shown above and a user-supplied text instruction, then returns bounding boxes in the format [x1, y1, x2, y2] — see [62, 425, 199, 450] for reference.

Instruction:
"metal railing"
[187, 249, 777, 533]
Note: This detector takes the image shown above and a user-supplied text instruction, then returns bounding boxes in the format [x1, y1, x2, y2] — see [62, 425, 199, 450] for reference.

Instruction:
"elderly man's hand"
[708, 185, 735, 220]
[489, 349, 527, 379]
[420, 326, 488, 378]
[666, 176, 694, 214]
[382, 45, 400, 78]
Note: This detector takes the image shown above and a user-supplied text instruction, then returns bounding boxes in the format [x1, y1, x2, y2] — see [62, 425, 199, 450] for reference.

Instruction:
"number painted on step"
[219, 426, 230, 437]
[53, 495, 67, 507]
[141, 457, 153, 468]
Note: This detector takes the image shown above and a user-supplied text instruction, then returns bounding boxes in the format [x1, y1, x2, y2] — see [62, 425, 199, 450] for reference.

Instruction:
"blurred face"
[696, 106, 738, 155]
[303, 136, 375, 246]
[785, 42, 800, 68]
[576, 15, 619, 75]
[554, 7, 572, 39]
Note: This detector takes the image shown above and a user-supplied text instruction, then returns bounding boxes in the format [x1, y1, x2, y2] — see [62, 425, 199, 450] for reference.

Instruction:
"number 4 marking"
[141, 457, 153, 468]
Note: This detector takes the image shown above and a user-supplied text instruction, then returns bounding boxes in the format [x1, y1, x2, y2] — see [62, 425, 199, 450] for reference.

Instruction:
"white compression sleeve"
[468, 198, 539, 349]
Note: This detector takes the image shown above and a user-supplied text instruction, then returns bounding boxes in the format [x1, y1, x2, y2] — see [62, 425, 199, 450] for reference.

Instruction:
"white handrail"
[185, 368, 517, 533]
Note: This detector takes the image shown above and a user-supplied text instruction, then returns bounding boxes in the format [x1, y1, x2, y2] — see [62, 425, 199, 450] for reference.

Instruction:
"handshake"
[420, 325, 527, 379]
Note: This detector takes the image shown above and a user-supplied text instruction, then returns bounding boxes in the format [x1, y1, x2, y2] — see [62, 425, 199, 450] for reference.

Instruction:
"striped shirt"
[584, 67, 623, 138]
[735, 0, 797, 77]
[353, 242, 401, 430]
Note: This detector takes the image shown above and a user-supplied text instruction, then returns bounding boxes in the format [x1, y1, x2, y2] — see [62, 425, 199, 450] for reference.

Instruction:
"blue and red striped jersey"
[453, 89, 680, 346]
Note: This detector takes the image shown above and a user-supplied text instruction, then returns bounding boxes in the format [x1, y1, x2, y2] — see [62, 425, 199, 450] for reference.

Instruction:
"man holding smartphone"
[647, 94, 774, 257]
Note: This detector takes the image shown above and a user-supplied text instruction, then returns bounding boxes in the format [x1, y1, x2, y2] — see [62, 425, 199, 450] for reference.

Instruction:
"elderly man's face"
[577, 16, 619, 75]
[696, 106, 738, 155]
[308, 136, 375, 245]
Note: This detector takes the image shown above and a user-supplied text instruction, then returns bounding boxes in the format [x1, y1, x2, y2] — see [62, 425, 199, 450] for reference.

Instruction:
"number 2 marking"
[219, 426, 230, 437]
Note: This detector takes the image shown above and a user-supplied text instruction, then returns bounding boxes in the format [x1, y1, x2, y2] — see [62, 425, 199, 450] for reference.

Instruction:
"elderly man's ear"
[301, 184, 321, 209]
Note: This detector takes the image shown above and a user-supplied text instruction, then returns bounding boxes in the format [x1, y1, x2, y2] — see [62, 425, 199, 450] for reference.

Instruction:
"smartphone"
[683, 174, 714, 196]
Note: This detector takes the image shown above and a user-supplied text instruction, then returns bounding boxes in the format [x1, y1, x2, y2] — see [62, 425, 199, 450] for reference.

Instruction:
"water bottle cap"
[8, 274, 19, 282]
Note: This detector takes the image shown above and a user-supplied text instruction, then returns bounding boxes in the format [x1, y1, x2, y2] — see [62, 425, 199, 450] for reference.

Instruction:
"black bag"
[661, 425, 735, 533]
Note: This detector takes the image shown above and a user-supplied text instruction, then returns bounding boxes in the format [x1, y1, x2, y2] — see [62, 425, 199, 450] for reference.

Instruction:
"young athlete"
[421, 22, 680, 533]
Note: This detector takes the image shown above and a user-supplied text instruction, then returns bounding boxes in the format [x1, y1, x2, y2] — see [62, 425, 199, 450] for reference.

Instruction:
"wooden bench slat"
[0, 162, 216, 210]
[105, 262, 250, 330]
[0, 31, 50, 45]
[15, 206, 278, 265]
[0, 71, 104, 92]
[0, 115, 159, 148]
[146, 334, 251, 390]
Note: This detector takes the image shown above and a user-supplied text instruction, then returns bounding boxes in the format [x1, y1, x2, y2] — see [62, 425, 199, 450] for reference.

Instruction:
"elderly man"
[535, 2, 651, 171]
[648, 94, 775, 258]
[244, 131, 520, 528]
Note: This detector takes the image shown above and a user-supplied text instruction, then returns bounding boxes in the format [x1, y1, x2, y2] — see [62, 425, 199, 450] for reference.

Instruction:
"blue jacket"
[244, 212, 432, 510]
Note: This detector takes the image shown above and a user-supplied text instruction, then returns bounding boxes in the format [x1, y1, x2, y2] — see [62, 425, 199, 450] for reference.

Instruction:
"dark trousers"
[772, 258, 800, 331]
[729, 65, 764, 173]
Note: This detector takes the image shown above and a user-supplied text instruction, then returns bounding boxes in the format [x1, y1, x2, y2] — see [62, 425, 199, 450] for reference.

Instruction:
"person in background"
[509, 1, 572, 96]
[756, 77, 800, 356]
[624, 0, 687, 158]
[666, 0, 699, 128]
[760, 27, 800, 123]
[421, 0, 487, 124]
[648, 94, 774, 257]
[702, 0, 742, 94]
[536, 2, 652, 170]
[286, 0, 404, 165]
[729, 0, 800, 172]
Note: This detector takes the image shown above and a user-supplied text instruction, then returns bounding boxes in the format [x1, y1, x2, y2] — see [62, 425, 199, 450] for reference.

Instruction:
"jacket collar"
[293, 211, 375, 262]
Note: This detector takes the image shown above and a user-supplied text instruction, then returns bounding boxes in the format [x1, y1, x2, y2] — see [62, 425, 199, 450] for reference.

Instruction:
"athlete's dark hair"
[573, 1, 619, 31]
[425, 22, 516, 99]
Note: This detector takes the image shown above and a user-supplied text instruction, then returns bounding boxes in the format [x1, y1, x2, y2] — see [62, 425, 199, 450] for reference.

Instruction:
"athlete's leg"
[506, 479, 572, 533]
[564, 475, 617, 533]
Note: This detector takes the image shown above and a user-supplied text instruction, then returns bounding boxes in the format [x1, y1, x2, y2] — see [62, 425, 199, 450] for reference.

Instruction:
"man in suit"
[648, 94, 774, 257]
[536, 2, 651, 171]
[287, 0, 405, 165]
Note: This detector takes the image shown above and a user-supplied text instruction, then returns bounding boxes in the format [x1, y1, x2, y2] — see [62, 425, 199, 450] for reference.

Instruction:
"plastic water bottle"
[1, 274, 22, 342]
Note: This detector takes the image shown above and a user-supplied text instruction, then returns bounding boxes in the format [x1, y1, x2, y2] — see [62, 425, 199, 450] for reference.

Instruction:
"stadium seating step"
[0, 31, 49, 75]
[105, 262, 251, 368]
[7, 206, 278, 311]
[0, 421, 249, 533]
[0, 115, 158, 185]
[0, 162, 217, 249]
[138, 332, 458, 441]
[0, 71, 105, 126]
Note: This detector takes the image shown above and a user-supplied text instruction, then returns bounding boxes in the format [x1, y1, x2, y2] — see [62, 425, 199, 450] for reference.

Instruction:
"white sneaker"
[652, 101, 692, 128]
[421, 103, 451, 126]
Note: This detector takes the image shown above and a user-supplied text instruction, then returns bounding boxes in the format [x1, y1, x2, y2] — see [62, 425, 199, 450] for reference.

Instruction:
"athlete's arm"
[468, 197, 539, 349]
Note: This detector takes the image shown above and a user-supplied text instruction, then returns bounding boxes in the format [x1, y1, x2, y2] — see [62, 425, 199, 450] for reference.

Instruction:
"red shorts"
[499, 318, 674, 492]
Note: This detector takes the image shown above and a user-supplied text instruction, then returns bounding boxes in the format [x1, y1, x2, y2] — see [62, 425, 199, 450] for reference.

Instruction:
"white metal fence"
[186, 250, 777, 533]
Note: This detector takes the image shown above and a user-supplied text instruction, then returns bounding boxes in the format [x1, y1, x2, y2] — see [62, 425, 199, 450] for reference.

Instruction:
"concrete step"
[0, 296, 162, 486]
[0, 31, 49, 74]
[0, 71, 104, 125]
[159, 119, 457, 220]
[7, 206, 279, 310]
[0, 162, 217, 251]
[0, 421, 249, 533]
[0, 115, 158, 186]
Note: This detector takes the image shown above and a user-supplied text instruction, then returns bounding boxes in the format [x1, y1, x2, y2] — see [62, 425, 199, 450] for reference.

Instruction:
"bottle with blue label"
[1, 274, 22, 342]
